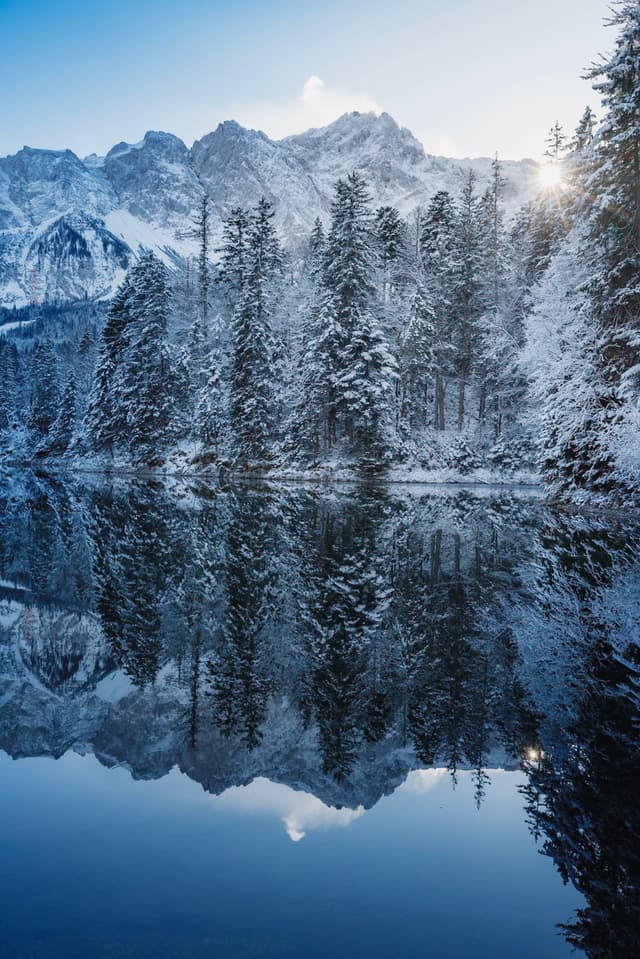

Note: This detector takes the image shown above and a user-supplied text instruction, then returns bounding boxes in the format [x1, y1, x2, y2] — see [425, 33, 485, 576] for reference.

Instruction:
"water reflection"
[0, 473, 638, 957]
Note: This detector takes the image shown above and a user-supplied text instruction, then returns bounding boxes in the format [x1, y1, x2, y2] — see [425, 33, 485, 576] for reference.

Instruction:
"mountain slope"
[0, 112, 541, 308]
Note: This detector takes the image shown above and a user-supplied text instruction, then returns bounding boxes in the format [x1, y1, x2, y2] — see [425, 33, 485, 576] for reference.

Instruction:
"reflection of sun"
[538, 163, 563, 191]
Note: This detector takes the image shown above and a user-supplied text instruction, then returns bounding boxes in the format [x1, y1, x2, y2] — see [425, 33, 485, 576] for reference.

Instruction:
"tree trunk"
[434, 371, 445, 431]
[457, 371, 465, 431]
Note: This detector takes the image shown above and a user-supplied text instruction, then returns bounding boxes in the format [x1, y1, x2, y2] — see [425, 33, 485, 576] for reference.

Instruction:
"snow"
[0, 318, 35, 335]
[94, 670, 135, 703]
[0, 600, 22, 629]
[104, 208, 196, 261]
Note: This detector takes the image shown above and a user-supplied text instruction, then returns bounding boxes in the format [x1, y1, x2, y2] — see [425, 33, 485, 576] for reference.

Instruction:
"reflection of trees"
[91, 485, 175, 687]
[3, 478, 639, 957]
[523, 520, 640, 959]
[392, 507, 538, 795]
[207, 490, 275, 750]
[286, 492, 394, 781]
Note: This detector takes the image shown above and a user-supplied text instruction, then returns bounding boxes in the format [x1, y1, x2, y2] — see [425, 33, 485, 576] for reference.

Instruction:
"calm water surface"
[0, 474, 638, 958]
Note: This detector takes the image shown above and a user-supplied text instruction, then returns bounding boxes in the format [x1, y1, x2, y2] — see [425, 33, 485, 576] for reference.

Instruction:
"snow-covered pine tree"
[475, 155, 516, 437]
[0, 340, 19, 438]
[75, 326, 95, 404]
[323, 172, 398, 462]
[86, 277, 134, 453]
[571, 106, 597, 153]
[122, 253, 174, 462]
[288, 219, 332, 458]
[420, 190, 459, 431]
[544, 121, 568, 163]
[229, 198, 282, 464]
[524, 233, 613, 494]
[218, 206, 251, 306]
[194, 312, 226, 455]
[28, 339, 59, 439]
[398, 280, 436, 433]
[41, 373, 77, 455]
[193, 194, 212, 330]
[375, 205, 406, 302]
[455, 171, 482, 430]
[586, 0, 640, 415]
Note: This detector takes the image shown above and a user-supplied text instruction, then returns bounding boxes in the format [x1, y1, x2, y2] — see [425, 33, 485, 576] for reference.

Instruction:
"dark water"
[0, 474, 638, 959]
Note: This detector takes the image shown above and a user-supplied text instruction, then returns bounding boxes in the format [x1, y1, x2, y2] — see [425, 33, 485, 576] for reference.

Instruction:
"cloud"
[419, 129, 465, 158]
[230, 75, 382, 139]
[214, 776, 365, 842]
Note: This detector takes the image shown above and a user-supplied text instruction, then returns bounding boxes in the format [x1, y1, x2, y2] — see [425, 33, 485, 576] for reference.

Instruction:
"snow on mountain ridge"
[0, 111, 540, 307]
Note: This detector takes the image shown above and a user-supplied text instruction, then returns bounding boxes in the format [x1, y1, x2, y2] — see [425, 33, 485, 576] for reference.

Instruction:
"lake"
[0, 473, 638, 958]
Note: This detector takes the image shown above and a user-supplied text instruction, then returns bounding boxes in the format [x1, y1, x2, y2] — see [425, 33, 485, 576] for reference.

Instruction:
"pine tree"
[218, 206, 251, 306]
[43, 373, 77, 454]
[398, 281, 436, 431]
[587, 2, 640, 381]
[229, 199, 282, 463]
[86, 277, 134, 453]
[76, 325, 94, 402]
[0, 341, 19, 436]
[307, 216, 325, 276]
[322, 172, 398, 460]
[375, 205, 405, 301]
[455, 171, 482, 430]
[544, 121, 568, 163]
[289, 220, 331, 457]
[420, 190, 459, 431]
[192, 195, 212, 330]
[571, 106, 597, 153]
[546, 1, 640, 494]
[476, 155, 512, 434]
[123, 253, 174, 461]
[28, 339, 59, 438]
[194, 312, 226, 453]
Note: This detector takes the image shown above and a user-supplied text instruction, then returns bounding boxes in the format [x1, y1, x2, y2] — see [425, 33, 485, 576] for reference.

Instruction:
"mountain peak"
[0, 110, 539, 306]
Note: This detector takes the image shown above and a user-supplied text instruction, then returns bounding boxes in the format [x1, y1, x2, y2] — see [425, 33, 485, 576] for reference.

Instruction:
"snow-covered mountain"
[0, 112, 540, 307]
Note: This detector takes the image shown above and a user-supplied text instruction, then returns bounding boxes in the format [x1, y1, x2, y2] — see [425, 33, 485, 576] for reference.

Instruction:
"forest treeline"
[1, 3, 640, 499]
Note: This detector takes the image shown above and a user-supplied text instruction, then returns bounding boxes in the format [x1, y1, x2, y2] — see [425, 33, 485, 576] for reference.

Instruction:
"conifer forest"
[1, 4, 639, 959]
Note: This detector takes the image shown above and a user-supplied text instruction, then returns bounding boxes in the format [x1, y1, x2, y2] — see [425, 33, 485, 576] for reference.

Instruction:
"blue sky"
[0, 0, 614, 159]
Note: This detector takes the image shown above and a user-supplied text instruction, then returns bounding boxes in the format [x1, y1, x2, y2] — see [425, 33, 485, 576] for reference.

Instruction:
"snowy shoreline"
[2, 457, 542, 490]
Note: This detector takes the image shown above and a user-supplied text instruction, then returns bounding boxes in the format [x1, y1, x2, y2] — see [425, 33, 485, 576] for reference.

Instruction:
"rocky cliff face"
[0, 112, 540, 309]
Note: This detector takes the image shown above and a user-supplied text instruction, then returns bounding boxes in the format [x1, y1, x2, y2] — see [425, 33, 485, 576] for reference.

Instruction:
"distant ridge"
[0, 112, 539, 307]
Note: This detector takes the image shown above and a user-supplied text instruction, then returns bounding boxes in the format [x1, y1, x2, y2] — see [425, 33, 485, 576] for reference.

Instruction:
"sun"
[538, 163, 563, 191]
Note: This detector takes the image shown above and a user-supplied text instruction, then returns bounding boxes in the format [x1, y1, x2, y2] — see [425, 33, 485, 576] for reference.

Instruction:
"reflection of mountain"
[0, 473, 639, 956]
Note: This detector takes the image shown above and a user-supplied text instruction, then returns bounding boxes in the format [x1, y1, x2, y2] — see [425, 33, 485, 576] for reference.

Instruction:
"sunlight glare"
[538, 163, 563, 191]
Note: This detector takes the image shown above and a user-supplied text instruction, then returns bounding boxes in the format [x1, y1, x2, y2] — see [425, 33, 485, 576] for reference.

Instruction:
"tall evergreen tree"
[544, 121, 568, 163]
[476, 155, 514, 435]
[88, 255, 174, 461]
[375, 205, 406, 302]
[322, 172, 397, 459]
[43, 373, 77, 454]
[455, 172, 482, 430]
[420, 190, 459, 431]
[124, 253, 174, 460]
[229, 198, 282, 463]
[398, 281, 436, 432]
[218, 206, 251, 305]
[289, 219, 331, 457]
[571, 106, 597, 153]
[86, 278, 134, 453]
[28, 339, 59, 438]
[587, 2, 640, 371]
[0, 341, 19, 437]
